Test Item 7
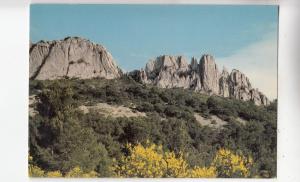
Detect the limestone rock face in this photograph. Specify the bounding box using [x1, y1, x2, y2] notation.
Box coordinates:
[143, 55, 198, 89]
[228, 69, 252, 101]
[30, 37, 271, 105]
[130, 54, 270, 106]
[219, 67, 230, 97]
[250, 89, 270, 106]
[199, 55, 219, 94]
[30, 37, 121, 80]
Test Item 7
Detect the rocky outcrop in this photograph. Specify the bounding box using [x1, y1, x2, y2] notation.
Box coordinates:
[199, 55, 219, 94]
[219, 67, 230, 97]
[30, 37, 121, 80]
[130, 54, 270, 106]
[131, 55, 203, 91]
[29, 37, 270, 105]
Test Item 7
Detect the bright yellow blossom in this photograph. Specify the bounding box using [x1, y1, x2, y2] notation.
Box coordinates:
[46, 171, 63, 177]
[213, 148, 253, 177]
[65, 166, 98, 178]
[112, 142, 217, 178]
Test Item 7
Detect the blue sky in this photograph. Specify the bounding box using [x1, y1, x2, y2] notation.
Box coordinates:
[30, 4, 278, 99]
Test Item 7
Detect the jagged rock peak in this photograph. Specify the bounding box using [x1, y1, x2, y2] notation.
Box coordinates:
[129, 54, 270, 106]
[146, 55, 188, 70]
[199, 54, 219, 94]
[29, 36, 122, 80]
[222, 66, 229, 74]
[144, 55, 189, 80]
[229, 69, 252, 88]
[219, 67, 230, 97]
[190, 57, 198, 70]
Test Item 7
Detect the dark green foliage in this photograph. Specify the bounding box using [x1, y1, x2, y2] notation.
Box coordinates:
[29, 77, 277, 177]
[29, 81, 112, 176]
[36, 81, 76, 118]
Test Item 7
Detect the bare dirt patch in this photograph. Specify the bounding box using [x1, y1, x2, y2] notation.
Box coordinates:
[236, 117, 247, 125]
[78, 103, 146, 118]
[194, 113, 227, 129]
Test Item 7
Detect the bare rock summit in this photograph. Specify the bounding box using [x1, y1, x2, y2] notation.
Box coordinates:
[29, 37, 270, 106]
[30, 37, 121, 80]
[129, 54, 270, 106]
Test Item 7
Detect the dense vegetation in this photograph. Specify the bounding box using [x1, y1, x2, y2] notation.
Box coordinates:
[29, 76, 277, 178]
[29, 143, 252, 178]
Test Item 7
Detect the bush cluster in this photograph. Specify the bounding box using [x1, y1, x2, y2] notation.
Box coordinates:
[29, 77, 277, 177]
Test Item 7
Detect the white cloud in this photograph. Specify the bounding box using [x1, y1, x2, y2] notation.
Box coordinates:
[216, 32, 278, 100]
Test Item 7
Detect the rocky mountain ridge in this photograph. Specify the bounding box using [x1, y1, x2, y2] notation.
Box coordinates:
[30, 37, 121, 80]
[29, 37, 270, 105]
[129, 55, 270, 106]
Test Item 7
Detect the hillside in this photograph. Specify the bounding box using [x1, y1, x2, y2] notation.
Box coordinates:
[29, 76, 277, 177]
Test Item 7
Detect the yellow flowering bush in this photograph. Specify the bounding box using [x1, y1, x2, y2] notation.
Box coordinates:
[213, 148, 253, 177]
[112, 142, 216, 178]
[28, 155, 45, 177]
[29, 165, 45, 177]
[29, 165, 99, 178]
[189, 166, 217, 178]
[164, 152, 189, 177]
[29, 145, 253, 178]
[112, 143, 166, 177]
[29, 156, 98, 178]
[65, 166, 98, 178]
[46, 171, 63, 177]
